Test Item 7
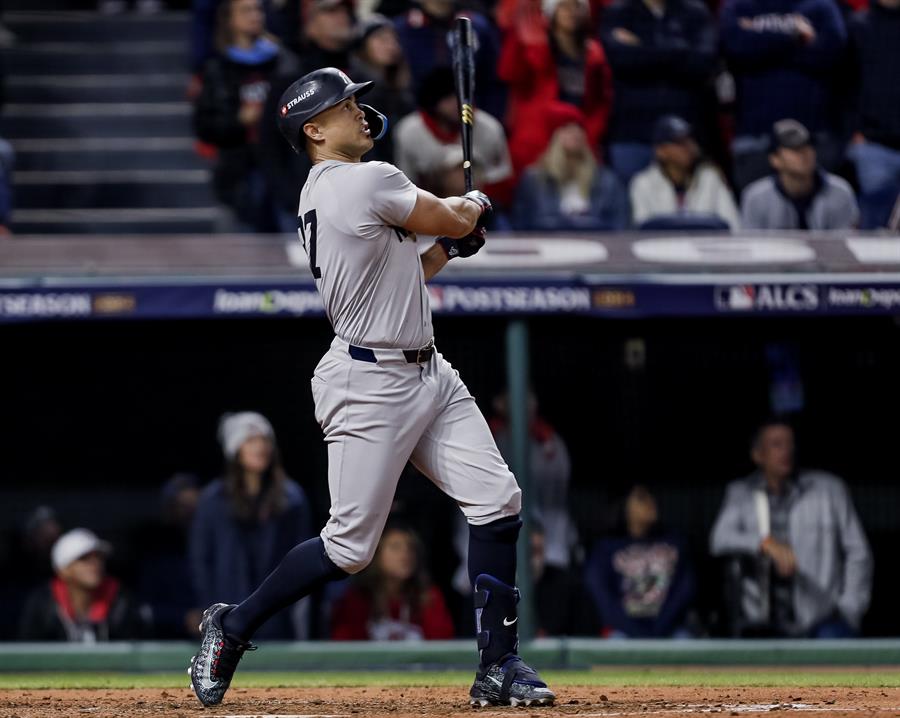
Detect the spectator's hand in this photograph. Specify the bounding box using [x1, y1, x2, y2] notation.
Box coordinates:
[851, 132, 866, 146]
[761, 536, 797, 578]
[513, 0, 547, 47]
[793, 15, 817, 45]
[238, 102, 263, 127]
[612, 28, 641, 46]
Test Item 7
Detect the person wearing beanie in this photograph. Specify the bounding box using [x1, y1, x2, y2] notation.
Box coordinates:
[18, 528, 145, 641]
[498, 0, 613, 177]
[189, 412, 313, 639]
[511, 102, 628, 230]
[629, 115, 740, 229]
[600, 0, 717, 185]
[393, 67, 515, 208]
[349, 14, 416, 163]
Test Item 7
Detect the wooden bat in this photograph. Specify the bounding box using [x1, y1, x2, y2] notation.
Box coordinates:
[450, 16, 476, 193]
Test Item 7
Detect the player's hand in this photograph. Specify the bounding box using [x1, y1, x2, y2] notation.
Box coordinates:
[463, 190, 492, 217]
[437, 226, 486, 260]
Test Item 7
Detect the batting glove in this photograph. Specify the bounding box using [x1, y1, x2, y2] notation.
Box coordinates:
[463, 190, 492, 217]
[437, 226, 486, 260]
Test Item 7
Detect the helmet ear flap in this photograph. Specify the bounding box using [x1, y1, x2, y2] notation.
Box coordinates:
[361, 104, 388, 141]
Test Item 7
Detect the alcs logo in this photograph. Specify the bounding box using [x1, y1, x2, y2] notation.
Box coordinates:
[715, 285, 819, 312]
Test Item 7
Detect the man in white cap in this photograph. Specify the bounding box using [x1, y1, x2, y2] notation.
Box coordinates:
[18, 528, 143, 642]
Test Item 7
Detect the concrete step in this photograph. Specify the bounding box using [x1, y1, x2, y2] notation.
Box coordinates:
[14, 169, 215, 209]
[2, 10, 189, 43]
[12, 137, 203, 171]
[0, 102, 192, 138]
[11, 207, 225, 234]
[6, 73, 190, 103]
[6, 41, 187, 74]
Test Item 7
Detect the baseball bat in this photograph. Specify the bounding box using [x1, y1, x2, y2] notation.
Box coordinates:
[450, 16, 476, 193]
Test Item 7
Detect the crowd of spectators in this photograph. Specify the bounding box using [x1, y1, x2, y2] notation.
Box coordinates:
[4, 407, 874, 642]
[189, 0, 900, 234]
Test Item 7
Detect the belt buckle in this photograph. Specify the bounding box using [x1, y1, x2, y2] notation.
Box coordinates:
[417, 339, 434, 363]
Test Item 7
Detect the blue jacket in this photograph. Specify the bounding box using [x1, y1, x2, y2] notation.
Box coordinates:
[601, 0, 718, 145]
[849, 5, 900, 148]
[584, 531, 695, 638]
[512, 166, 629, 231]
[721, 0, 847, 136]
[189, 478, 311, 639]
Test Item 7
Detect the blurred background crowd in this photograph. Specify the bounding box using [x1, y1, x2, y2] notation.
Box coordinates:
[0, 405, 875, 643]
[0, 0, 897, 646]
[0, 0, 899, 235]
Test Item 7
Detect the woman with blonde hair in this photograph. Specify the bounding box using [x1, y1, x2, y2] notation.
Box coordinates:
[512, 104, 628, 231]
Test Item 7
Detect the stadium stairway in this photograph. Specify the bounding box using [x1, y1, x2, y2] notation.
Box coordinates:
[1, 9, 227, 234]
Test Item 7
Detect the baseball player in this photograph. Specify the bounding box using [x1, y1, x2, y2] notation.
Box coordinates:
[189, 67, 555, 709]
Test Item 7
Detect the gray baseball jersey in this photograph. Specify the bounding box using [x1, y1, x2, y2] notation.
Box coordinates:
[298, 160, 433, 349]
[297, 158, 521, 575]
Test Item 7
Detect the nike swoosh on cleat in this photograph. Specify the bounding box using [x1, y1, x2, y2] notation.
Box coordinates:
[503, 617, 518, 626]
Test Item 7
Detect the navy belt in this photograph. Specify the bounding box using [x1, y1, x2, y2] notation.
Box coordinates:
[348, 344, 434, 364]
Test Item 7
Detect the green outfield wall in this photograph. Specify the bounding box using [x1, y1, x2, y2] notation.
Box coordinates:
[2, 639, 900, 673]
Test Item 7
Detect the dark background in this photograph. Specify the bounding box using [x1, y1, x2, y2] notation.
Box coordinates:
[2, 313, 899, 635]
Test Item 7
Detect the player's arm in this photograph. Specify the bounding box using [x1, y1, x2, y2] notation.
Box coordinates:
[403, 188, 482, 238]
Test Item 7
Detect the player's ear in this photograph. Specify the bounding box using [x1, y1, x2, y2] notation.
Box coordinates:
[303, 121, 324, 143]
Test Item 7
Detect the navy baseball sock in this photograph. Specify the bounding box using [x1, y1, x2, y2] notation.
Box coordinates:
[467, 514, 522, 588]
[223, 536, 346, 642]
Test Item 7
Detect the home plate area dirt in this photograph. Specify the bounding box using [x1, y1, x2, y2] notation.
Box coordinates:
[3, 686, 900, 718]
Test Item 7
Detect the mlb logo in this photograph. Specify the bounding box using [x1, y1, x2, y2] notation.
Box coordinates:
[715, 285, 755, 310]
[337, 70, 351, 85]
[281, 105, 288, 116]
[428, 286, 444, 311]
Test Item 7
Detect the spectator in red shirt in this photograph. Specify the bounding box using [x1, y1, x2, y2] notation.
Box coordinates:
[498, 0, 613, 177]
[331, 524, 455, 640]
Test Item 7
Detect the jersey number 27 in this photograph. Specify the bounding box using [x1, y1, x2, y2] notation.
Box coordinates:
[298, 209, 322, 279]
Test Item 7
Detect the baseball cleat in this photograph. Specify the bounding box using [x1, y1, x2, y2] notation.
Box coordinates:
[469, 655, 555, 707]
[188, 603, 256, 706]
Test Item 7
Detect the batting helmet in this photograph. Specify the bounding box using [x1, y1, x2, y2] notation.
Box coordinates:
[276, 67, 388, 154]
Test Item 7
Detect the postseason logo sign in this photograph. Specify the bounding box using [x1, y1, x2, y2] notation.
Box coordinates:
[714, 284, 819, 312]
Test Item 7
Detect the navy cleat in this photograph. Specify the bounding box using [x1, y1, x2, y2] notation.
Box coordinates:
[188, 603, 256, 707]
[470, 654, 556, 707]
[469, 574, 555, 707]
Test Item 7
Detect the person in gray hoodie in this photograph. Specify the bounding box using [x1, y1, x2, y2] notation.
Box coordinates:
[710, 418, 872, 638]
[741, 119, 859, 230]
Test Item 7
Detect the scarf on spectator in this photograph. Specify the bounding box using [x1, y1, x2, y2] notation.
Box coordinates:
[51, 576, 120, 624]
[225, 37, 279, 66]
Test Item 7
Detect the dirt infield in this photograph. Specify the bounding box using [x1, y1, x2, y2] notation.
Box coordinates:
[3, 685, 900, 718]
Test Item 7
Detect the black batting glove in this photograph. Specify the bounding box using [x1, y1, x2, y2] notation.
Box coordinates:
[437, 226, 486, 260]
[462, 190, 492, 222]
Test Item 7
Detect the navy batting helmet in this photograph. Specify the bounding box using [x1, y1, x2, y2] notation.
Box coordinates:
[276, 67, 388, 154]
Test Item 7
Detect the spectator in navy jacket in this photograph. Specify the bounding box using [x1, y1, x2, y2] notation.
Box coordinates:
[847, 0, 900, 229]
[190, 412, 312, 639]
[720, 0, 847, 193]
[394, 0, 505, 120]
[512, 103, 629, 231]
[600, 0, 718, 185]
[193, 0, 299, 231]
[584, 486, 695, 638]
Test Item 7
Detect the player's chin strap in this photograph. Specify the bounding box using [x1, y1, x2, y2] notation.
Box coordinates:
[474, 573, 520, 667]
[361, 104, 388, 141]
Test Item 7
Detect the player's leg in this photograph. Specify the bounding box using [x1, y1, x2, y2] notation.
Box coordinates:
[189, 355, 428, 706]
[410, 352, 555, 707]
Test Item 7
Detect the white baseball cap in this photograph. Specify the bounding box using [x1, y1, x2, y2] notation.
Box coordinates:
[51, 528, 111, 572]
[218, 411, 275, 460]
